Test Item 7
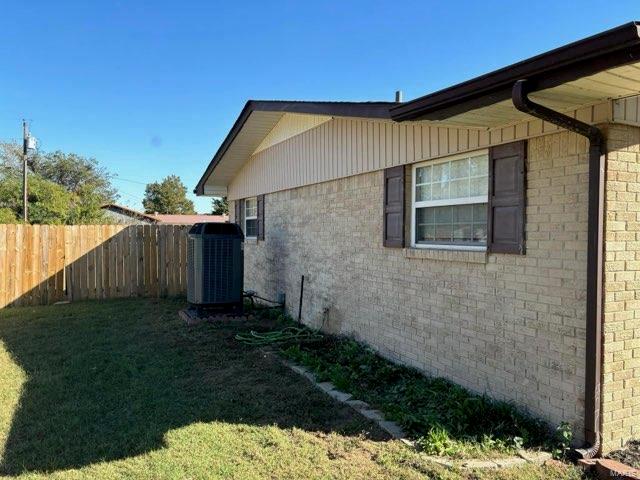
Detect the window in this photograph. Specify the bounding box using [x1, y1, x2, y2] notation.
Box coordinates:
[412, 151, 488, 249]
[244, 197, 258, 238]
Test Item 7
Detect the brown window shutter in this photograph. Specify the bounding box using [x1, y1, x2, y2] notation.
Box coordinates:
[257, 194, 265, 240]
[487, 140, 526, 254]
[383, 165, 405, 248]
[235, 199, 243, 226]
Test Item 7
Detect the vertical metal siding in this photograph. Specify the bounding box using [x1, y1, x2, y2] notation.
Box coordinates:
[228, 100, 612, 200]
[253, 113, 331, 154]
[613, 94, 640, 125]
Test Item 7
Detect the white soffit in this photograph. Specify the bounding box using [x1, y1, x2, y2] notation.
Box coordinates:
[203, 110, 283, 193]
[203, 111, 332, 194]
[438, 62, 640, 128]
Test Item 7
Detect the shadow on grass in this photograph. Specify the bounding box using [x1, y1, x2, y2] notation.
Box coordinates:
[0, 298, 386, 476]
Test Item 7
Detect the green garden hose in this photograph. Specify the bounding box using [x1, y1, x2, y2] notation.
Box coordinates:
[235, 326, 323, 346]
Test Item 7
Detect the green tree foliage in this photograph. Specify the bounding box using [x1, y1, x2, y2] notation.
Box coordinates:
[0, 141, 117, 224]
[34, 151, 117, 201]
[0, 173, 72, 224]
[0, 207, 16, 223]
[211, 196, 228, 215]
[143, 175, 195, 215]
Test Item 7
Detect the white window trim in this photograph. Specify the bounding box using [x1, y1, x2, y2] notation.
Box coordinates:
[244, 197, 257, 239]
[411, 150, 489, 251]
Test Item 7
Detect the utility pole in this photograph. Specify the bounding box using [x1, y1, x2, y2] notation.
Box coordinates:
[22, 120, 28, 223]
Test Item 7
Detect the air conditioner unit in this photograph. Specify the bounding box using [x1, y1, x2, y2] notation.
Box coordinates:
[187, 222, 244, 314]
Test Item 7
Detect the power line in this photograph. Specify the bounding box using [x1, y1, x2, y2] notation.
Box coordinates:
[117, 191, 144, 203]
[110, 175, 148, 186]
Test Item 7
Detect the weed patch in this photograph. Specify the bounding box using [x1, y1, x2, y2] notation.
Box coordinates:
[281, 335, 557, 459]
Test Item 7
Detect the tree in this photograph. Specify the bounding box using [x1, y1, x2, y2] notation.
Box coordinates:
[0, 142, 23, 172]
[0, 141, 117, 224]
[35, 151, 117, 223]
[34, 151, 117, 201]
[0, 207, 16, 223]
[211, 196, 228, 215]
[143, 175, 195, 214]
[0, 172, 73, 224]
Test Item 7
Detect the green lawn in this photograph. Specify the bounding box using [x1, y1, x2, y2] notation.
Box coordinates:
[0, 298, 584, 479]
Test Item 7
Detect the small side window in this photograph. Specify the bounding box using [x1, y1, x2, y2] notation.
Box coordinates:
[244, 197, 258, 238]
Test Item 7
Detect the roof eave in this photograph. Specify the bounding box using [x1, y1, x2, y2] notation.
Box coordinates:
[390, 21, 640, 122]
[194, 100, 395, 196]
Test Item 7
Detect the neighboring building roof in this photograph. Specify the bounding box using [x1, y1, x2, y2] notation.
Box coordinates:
[194, 101, 395, 196]
[101, 204, 227, 225]
[102, 204, 156, 223]
[149, 213, 228, 224]
[197, 21, 640, 197]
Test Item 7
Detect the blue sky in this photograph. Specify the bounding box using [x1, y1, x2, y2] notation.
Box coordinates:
[1, 2, 638, 213]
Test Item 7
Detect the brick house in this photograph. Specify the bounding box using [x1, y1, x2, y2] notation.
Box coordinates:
[196, 22, 640, 455]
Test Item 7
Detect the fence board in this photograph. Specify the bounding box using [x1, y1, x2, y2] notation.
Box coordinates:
[123, 227, 132, 297]
[103, 225, 113, 299]
[135, 225, 145, 297]
[86, 226, 96, 300]
[7, 226, 16, 307]
[158, 229, 167, 297]
[39, 226, 48, 305]
[179, 226, 188, 291]
[109, 225, 119, 298]
[167, 225, 176, 295]
[0, 226, 6, 308]
[46, 227, 55, 304]
[72, 225, 82, 301]
[150, 225, 159, 298]
[0, 224, 191, 307]
[114, 225, 124, 297]
[23, 225, 33, 306]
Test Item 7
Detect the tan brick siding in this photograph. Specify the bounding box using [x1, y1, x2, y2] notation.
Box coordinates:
[601, 124, 640, 452]
[230, 129, 592, 442]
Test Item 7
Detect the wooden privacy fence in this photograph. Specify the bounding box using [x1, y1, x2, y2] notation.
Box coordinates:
[0, 224, 191, 308]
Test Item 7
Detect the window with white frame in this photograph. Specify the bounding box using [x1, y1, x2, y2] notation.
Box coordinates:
[412, 151, 488, 248]
[244, 197, 258, 238]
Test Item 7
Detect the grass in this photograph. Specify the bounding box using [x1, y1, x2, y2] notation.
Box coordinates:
[0, 298, 585, 479]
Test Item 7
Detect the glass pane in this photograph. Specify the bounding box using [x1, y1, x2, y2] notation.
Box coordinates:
[416, 207, 434, 225]
[470, 155, 488, 176]
[434, 206, 451, 223]
[431, 182, 448, 200]
[453, 224, 472, 240]
[473, 204, 487, 223]
[245, 198, 257, 217]
[245, 218, 258, 237]
[416, 184, 431, 202]
[450, 179, 469, 199]
[450, 158, 469, 179]
[473, 224, 487, 242]
[470, 177, 487, 196]
[432, 163, 449, 183]
[453, 204, 473, 223]
[435, 224, 452, 242]
[416, 224, 435, 242]
[416, 166, 430, 184]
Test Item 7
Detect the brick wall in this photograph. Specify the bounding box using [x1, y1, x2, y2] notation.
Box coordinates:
[601, 124, 640, 451]
[231, 130, 592, 443]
